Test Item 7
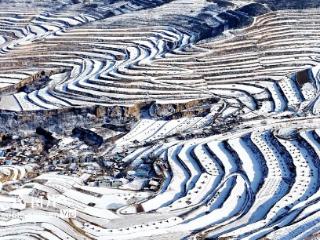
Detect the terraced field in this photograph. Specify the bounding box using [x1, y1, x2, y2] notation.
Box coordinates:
[0, 0, 320, 239]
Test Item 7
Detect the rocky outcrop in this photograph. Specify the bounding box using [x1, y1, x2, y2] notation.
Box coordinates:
[0, 69, 66, 96]
[72, 127, 103, 147]
[0, 98, 219, 134]
[150, 98, 218, 119]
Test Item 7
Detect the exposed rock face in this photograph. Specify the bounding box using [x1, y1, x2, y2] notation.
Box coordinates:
[151, 98, 218, 119]
[0, 98, 219, 134]
[0, 69, 65, 96]
[35, 127, 58, 151]
[72, 127, 103, 147]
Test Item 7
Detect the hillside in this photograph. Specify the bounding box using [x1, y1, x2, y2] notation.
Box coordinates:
[0, 1, 319, 239]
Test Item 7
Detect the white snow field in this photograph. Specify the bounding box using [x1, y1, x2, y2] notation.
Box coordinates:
[1, 122, 320, 239]
[0, 0, 320, 240]
[1, 4, 320, 111]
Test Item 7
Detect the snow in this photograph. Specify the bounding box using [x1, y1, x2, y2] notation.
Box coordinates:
[228, 137, 263, 193]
